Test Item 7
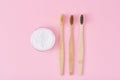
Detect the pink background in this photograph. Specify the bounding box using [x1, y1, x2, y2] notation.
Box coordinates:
[0, 0, 120, 80]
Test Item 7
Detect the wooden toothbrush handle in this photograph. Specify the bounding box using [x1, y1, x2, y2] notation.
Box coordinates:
[78, 25, 84, 75]
[59, 26, 64, 75]
[69, 26, 74, 75]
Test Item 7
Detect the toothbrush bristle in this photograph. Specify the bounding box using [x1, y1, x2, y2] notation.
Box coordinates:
[70, 15, 74, 25]
[80, 14, 84, 25]
[60, 14, 64, 25]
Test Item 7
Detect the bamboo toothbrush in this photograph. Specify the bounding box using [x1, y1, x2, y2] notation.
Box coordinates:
[59, 15, 64, 75]
[69, 15, 74, 75]
[78, 14, 84, 75]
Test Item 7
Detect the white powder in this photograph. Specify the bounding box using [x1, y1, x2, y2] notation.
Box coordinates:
[30, 28, 55, 51]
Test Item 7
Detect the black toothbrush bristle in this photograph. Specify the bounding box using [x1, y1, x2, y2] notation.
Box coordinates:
[80, 14, 84, 25]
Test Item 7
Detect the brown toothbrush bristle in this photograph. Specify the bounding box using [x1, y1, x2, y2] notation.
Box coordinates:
[70, 15, 74, 25]
[60, 15, 64, 25]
